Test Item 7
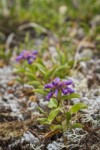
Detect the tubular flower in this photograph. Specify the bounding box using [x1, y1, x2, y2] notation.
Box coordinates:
[44, 78, 75, 100]
[16, 50, 38, 64]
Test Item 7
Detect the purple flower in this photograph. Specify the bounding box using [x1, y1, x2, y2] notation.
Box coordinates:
[16, 50, 38, 64]
[45, 78, 75, 100]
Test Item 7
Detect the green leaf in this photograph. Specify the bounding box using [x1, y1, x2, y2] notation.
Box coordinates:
[16, 77, 24, 83]
[62, 93, 80, 100]
[38, 118, 50, 124]
[48, 108, 60, 123]
[71, 123, 83, 129]
[28, 81, 41, 87]
[27, 64, 36, 72]
[34, 88, 48, 95]
[68, 60, 74, 67]
[37, 58, 46, 67]
[15, 67, 26, 73]
[37, 106, 47, 116]
[45, 66, 57, 79]
[70, 103, 88, 113]
[66, 112, 71, 125]
[52, 64, 69, 77]
[62, 120, 66, 130]
[48, 98, 58, 108]
[50, 125, 62, 131]
[35, 63, 46, 75]
[25, 72, 37, 80]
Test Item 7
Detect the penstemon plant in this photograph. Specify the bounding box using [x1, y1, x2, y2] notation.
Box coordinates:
[37, 78, 87, 132]
[15, 50, 87, 133]
[15, 49, 73, 87]
[15, 50, 40, 85]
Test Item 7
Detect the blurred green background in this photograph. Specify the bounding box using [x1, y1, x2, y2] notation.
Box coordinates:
[0, 0, 100, 61]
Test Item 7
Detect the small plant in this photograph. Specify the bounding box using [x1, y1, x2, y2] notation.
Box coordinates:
[16, 50, 38, 64]
[15, 48, 73, 87]
[37, 78, 87, 132]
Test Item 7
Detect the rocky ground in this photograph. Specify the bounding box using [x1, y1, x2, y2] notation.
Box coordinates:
[0, 47, 100, 150]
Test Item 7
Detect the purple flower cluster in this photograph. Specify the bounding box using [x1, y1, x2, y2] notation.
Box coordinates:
[16, 50, 38, 64]
[45, 78, 75, 100]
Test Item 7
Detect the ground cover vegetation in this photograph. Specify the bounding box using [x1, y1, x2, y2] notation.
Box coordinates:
[0, 0, 100, 149]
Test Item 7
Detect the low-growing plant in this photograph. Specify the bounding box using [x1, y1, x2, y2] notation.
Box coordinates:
[36, 78, 87, 132]
[15, 50, 88, 133]
[15, 47, 74, 86]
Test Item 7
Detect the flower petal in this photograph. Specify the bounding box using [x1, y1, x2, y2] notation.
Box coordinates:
[62, 88, 68, 95]
[28, 58, 33, 64]
[67, 87, 75, 94]
[44, 83, 54, 89]
[16, 55, 23, 61]
[52, 77, 60, 86]
[53, 89, 58, 97]
[63, 79, 73, 85]
[32, 51, 38, 55]
[31, 55, 36, 59]
[46, 91, 53, 100]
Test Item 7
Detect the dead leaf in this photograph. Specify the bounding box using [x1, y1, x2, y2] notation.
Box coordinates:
[7, 80, 16, 86]
[0, 61, 6, 67]
[43, 130, 60, 139]
[29, 95, 37, 102]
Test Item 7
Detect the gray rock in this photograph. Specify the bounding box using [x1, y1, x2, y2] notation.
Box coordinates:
[91, 15, 100, 26]
[47, 141, 65, 150]
[28, 101, 38, 111]
[39, 98, 48, 107]
[22, 131, 40, 145]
